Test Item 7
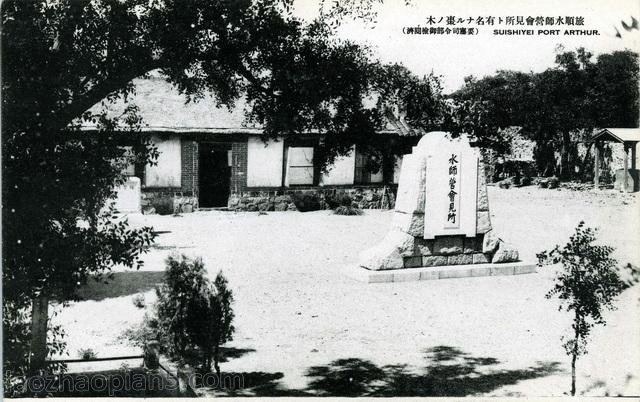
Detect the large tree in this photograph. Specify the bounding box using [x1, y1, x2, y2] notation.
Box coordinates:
[2, 0, 449, 381]
[523, 48, 600, 178]
[592, 50, 639, 128]
[453, 47, 638, 179]
[451, 70, 531, 154]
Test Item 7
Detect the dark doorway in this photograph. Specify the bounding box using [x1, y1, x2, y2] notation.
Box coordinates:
[199, 143, 232, 207]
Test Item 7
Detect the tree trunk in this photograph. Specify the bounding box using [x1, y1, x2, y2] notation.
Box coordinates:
[29, 295, 49, 374]
[203, 355, 211, 374]
[559, 131, 572, 180]
[213, 344, 221, 377]
[571, 345, 577, 396]
[571, 314, 580, 396]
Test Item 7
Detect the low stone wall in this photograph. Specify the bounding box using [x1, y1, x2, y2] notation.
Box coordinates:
[141, 185, 396, 213]
[228, 186, 397, 212]
[228, 194, 296, 211]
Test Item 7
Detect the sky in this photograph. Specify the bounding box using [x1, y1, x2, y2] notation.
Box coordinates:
[294, 0, 640, 93]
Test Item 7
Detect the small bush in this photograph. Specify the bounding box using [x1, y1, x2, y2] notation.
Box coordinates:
[151, 255, 235, 374]
[334, 205, 363, 216]
[78, 348, 97, 360]
[152, 198, 174, 215]
[292, 193, 322, 212]
[498, 179, 511, 189]
[547, 176, 559, 189]
[323, 193, 339, 209]
[501, 160, 537, 178]
[325, 193, 353, 209]
[520, 176, 532, 186]
[132, 294, 145, 309]
[538, 180, 549, 188]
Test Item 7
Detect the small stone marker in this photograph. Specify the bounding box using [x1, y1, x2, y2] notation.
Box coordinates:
[359, 132, 524, 276]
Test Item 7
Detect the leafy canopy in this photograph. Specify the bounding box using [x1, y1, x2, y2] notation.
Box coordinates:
[452, 48, 639, 178]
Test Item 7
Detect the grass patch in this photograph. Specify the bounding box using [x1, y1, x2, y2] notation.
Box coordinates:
[333, 205, 363, 216]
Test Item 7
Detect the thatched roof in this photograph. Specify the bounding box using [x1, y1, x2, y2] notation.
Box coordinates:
[81, 73, 401, 135]
[82, 74, 258, 133]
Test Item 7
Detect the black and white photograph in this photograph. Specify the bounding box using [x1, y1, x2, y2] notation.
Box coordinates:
[2, 0, 639, 398]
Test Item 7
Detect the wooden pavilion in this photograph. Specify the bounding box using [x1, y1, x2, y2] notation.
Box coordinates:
[591, 128, 640, 192]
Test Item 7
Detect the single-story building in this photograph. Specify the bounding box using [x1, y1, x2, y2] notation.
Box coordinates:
[85, 74, 419, 213]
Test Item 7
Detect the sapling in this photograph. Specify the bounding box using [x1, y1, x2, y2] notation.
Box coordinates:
[537, 221, 634, 396]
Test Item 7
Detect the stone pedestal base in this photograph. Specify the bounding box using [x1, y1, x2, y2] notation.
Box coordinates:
[614, 168, 639, 192]
[343, 262, 536, 283]
[358, 230, 519, 271]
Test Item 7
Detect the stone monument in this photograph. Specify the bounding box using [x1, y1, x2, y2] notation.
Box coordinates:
[354, 132, 534, 282]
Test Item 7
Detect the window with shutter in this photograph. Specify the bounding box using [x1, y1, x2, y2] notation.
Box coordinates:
[286, 146, 314, 185]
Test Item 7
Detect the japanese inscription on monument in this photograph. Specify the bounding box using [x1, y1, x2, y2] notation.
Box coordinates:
[446, 153, 461, 228]
[423, 135, 478, 239]
[358, 131, 523, 275]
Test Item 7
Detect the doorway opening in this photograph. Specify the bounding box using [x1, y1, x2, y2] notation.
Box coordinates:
[199, 142, 232, 208]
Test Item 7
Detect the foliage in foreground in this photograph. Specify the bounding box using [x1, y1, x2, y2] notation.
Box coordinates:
[333, 205, 363, 215]
[125, 255, 235, 375]
[537, 221, 637, 396]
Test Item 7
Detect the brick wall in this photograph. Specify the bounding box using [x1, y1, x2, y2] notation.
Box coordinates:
[181, 140, 199, 195]
[230, 141, 248, 194]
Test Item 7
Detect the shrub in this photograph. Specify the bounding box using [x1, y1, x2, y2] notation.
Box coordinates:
[501, 160, 537, 178]
[78, 348, 97, 360]
[292, 193, 322, 212]
[325, 193, 353, 209]
[323, 193, 339, 209]
[148, 255, 235, 374]
[334, 205, 363, 216]
[547, 176, 559, 189]
[498, 179, 511, 189]
[132, 294, 146, 309]
[152, 198, 174, 215]
[538, 179, 549, 188]
[520, 176, 532, 186]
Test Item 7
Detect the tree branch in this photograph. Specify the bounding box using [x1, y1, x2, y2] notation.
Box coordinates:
[50, 59, 164, 133]
[232, 59, 274, 99]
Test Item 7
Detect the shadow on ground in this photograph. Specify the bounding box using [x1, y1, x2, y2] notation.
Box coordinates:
[76, 271, 165, 301]
[220, 347, 257, 362]
[206, 345, 562, 397]
[19, 368, 180, 398]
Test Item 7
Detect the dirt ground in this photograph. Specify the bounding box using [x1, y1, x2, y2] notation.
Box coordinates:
[54, 186, 640, 397]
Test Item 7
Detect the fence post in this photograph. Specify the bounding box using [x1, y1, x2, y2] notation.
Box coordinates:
[143, 341, 160, 370]
[177, 366, 197, 396]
